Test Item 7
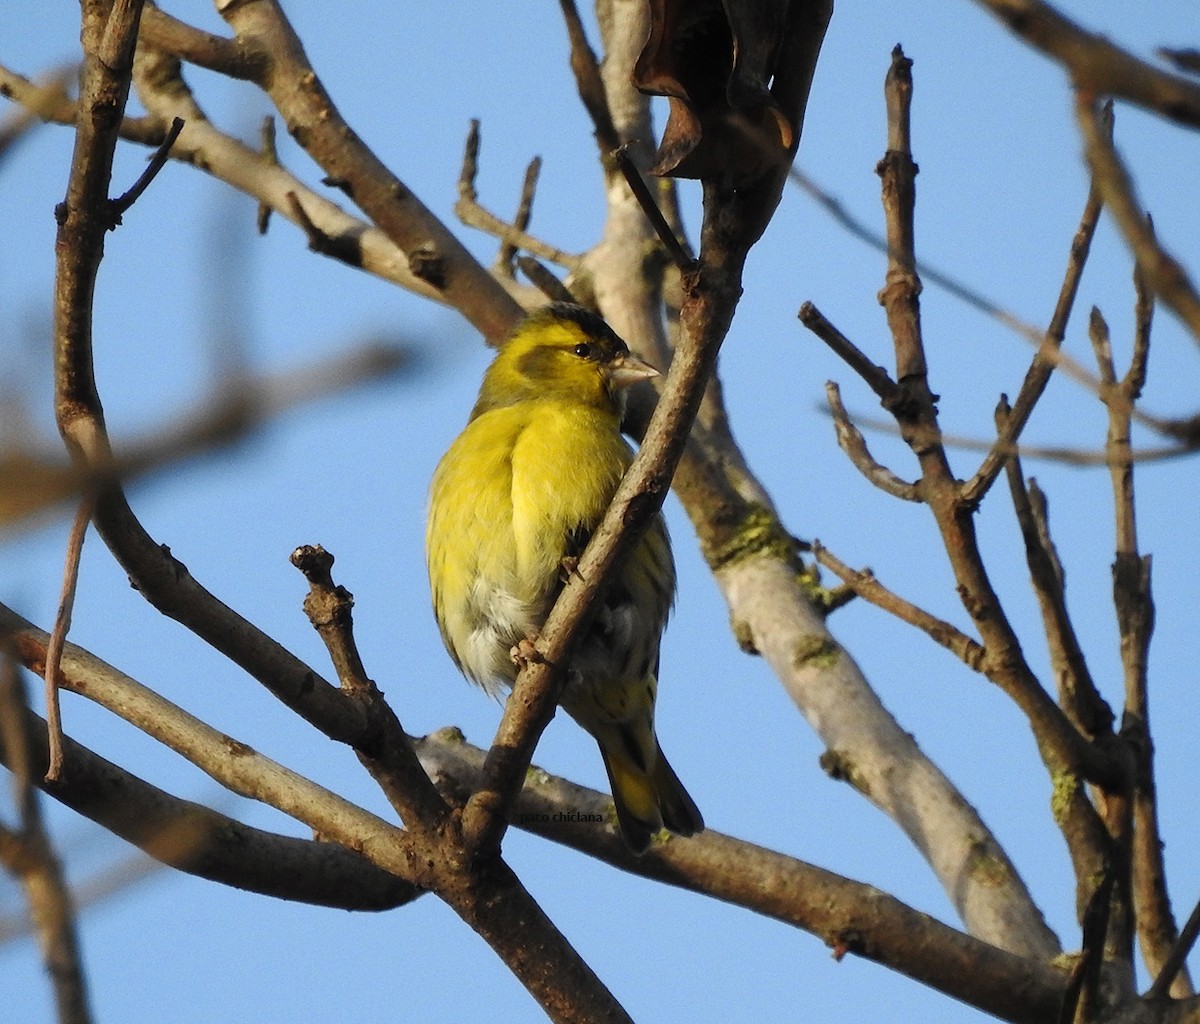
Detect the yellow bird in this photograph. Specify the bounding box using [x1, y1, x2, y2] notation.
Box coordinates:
[426, 303, 703, 853]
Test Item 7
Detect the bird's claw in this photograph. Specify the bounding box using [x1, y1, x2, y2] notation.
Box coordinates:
[510, 635, 544, 670]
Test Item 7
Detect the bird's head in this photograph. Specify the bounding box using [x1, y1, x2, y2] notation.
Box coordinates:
[473, 303, 659, 417]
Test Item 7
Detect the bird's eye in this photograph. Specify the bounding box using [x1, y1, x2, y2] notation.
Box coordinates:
[573, 342, 593, 359]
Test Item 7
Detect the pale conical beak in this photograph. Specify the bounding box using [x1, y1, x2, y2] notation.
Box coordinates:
[607, 351, 660, 390]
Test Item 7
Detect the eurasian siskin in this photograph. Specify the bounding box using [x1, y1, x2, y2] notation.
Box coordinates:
[425, 302, 703, 853]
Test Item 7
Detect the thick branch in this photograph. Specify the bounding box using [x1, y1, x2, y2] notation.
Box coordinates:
[129, 47, 445, 300]
[3, 606, 632, 1024]
[417, 731, 1068, 1024]
[1, 604, 426, 882]
[0, 692, 419, 909]
[51, 0, 378, 753]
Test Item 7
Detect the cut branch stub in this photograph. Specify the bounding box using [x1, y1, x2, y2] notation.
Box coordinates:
[633, 0, 829, 187]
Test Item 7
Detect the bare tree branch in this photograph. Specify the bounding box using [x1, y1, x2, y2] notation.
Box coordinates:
[3, 603, 632, 1024]
[970, 0, 1200, 128]
[612, 146, 694, 272]
[0, 653, 420, 910]
[593, 7, 1061, 959]
[211, 0, 523, 343]
[42, 494, 93, 782]
[418, 732, 1070, 1024]
[832, 410, 1199, 469]
[812, 543, 985, 668]
[557, 0, 621, 157]
[869, 47, 1117, 793]
[13, 3, 1196, 1020]
[290, 545, 448, 834]
[962, 138, 1105, 504]
[454, 120, 582, 273]
[2, 338, 410, 534]
[823, 381, 921, 500]
[1091, 278, 1185, 994]
[1075, 95, 1200, 346]
[2, 604, 426, 879]
[51, 14, 380, 752]
[1148, 897, 1200, 1002]
[799, 301, 901, 404]
[791, 154, 1196, 444]
[496, 155, 543, 275]
[0, 654, 93, 1024]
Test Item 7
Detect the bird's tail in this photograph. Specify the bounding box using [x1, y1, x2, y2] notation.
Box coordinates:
[598, 733, 704, 855]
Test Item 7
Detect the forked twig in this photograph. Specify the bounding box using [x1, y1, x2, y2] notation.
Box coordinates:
[455, 120, 579, 269]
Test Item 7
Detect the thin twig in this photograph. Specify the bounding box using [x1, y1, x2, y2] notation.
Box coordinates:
[496, 156, 542, 275]
[1128, 225, 1154, 398]
[611, 146, 695, 273]
[962, 126, 1106, 504]
[455, 121, 580, 269]
[43, 492, 94, 782]
[107, 115, 183, 224]
[792, 158, 1188, 441]
[517, 256, 577, 304]
[1003, 463, 1111, 738]
[1000, 428, 1116, 919]
[1075, 94, 1200, 347]
[875, 46, 938, 447]
[799, 302, 900, 404]
[1094, 266, 1182, 993]
[1148, 896, 1200, 1000]
[812, 543, 984, 669]
[790, 162, 1058, 346]
[830, 409, 1196, 468]
[824, 382, 919, 501]
[557, 0, 620, 155]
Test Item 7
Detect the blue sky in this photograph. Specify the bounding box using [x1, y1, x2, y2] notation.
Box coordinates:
[3, 2, 1199, 1022]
